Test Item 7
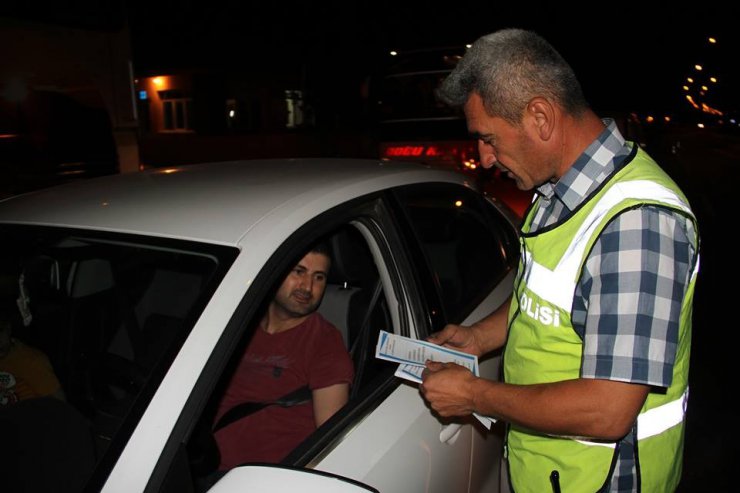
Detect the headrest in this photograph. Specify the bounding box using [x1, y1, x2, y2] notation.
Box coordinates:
[68, 259, 115, 298]
[327, 227, 376, 286]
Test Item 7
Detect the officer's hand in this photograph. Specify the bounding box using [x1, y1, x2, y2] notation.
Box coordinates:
[426, 324, 483, 356]
[420, 361, 476, 417]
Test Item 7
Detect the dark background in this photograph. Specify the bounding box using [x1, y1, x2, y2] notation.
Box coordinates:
[2, 2, 738, 490]
[124, 1, 739, 116]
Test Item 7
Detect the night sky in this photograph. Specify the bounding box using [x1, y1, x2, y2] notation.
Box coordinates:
[125, 1, 738, 115]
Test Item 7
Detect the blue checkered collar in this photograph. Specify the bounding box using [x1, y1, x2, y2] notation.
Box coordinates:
[535, 118, 629, 211]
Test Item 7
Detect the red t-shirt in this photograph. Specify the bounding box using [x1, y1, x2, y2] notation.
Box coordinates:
[214, 312, 354, 468]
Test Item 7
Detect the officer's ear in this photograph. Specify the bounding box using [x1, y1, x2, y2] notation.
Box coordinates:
[525, 97, 555, 142]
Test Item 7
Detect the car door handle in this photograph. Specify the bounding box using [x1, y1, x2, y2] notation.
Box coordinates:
[439, 423, 463, 444]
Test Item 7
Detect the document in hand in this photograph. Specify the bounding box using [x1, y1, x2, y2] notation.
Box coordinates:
[375, 330, 495, 429]
[375, 329, 479, 382]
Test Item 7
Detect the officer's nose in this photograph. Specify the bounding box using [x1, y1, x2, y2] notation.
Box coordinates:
[478, 140, 498, 169]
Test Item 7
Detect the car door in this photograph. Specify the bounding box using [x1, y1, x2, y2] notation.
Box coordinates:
[306, 183, 519, 493]
[388, 183, 519, 492]
[194, 197, 478, 493]
[306, 219, 476, 493]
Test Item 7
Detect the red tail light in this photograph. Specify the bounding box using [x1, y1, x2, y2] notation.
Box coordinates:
[383, 145, 425, 157]
[380, 141, 479, 171]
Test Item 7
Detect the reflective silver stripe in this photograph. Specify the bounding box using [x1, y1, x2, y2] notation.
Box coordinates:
[526, 180, 693, 310]
[574, 438, 616, 449]
[524, 253, 573, 311]
[575, 388, 689, 447]
[557, 180, 692, 285]
[637, 387, 689, 440]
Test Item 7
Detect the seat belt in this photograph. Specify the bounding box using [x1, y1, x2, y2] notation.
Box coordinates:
[212, 385, 311, 433]
[349, 279, 383, 399]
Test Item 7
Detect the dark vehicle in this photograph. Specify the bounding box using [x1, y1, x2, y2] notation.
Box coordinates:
[370, 48, 473, 170]
[0, 90, 119, 199]
[368, 47, 532, 217]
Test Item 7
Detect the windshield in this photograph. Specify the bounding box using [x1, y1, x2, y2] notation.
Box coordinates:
[376, 71, 459, 122]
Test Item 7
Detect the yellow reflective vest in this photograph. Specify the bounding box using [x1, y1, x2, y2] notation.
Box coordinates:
[505, 145, 699, 492]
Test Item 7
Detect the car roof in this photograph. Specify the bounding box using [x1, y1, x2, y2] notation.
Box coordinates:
[0, 158, 470, 245]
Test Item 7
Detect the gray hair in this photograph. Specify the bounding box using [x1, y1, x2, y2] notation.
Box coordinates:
[436, 28, 588, 124]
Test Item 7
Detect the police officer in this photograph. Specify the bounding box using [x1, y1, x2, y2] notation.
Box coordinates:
[420, 28, 699, 492]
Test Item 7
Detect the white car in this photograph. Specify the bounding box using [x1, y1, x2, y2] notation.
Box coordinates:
[0, 158, 520, 493]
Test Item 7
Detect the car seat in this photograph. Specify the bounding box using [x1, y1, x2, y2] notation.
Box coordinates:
[318, 227, 379, 349]
[317, 226, 390, 397]
[61, 257, 144, 452]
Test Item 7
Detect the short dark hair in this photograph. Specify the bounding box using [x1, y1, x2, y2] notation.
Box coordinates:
[309, 238, 331, 259]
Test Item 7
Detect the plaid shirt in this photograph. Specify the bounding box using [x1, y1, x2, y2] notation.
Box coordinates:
[528, 119, 698, 492]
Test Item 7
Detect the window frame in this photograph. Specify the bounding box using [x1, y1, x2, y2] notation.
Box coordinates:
[161, 97, 193, 133]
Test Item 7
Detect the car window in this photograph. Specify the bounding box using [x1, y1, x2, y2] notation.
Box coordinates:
[182, 221, 398, 488]
[393, 183, 518, 326]
[0, 224, 235, 491]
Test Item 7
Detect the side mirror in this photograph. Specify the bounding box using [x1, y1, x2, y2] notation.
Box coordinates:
[208, 464, 379, 493]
